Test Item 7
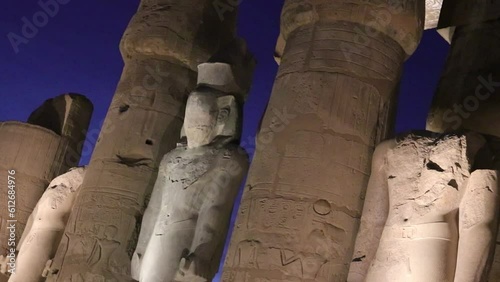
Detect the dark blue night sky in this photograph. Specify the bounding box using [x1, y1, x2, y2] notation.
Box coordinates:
[0, 1, 450, 280]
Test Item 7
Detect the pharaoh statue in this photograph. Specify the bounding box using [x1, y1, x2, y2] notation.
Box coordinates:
[131, 39, 255, 282]
[7, 167, 85, 282]
[348, 131, 500, 282]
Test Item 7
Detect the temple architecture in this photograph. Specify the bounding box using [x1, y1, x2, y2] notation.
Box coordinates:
[3, 0, 500, 281]
[222, 0, 424, 280]
[43, 0, 238, 281]
[0, 94, 92, 282]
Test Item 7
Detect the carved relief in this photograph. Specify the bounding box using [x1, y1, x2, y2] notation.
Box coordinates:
[223, 1, 424, 280]
[46, 188, 137, 281]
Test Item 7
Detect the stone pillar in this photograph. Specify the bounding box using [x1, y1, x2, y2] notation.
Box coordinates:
[222, 1, 424, 281]
[427, 24, 500, 138]
[28, 93, 94, 170]
[426, 4, 500, 280]
[0, 94, 93, 281]
[45, 1, 237, 281]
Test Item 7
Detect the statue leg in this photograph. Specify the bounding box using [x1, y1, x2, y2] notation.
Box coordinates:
[139, 223, 195, 282]
[9, 230, 59, 282]
[183, 203, 232, 280]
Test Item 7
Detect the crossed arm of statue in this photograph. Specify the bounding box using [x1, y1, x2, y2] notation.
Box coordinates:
[455, 170, 499, 281]
[347, 140, 394, 282]
[131, 169, 165, 279]
[348, 133, 499, 282]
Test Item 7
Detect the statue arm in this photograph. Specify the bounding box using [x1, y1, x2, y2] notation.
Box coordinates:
[131, 159, 167, 279]
[455, 170, 500, 282]
[347, 139, 394, 282]
[135, 178, 163, 253]
[17, 202, 38, 251]
[190, 147, 249, 275]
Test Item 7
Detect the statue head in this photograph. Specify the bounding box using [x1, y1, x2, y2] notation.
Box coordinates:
[182, 91, 239, 148]
[197, 38, 256, 101]
[181, 38, 252, 148]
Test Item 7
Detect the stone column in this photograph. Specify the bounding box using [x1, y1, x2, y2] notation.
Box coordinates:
[45, 1, 237, 281]
[27, 93, 94, 171]
[222, 1, 423, 281]
[0, 94, 92, 281]
[426, 4, 500, 280]
[427, 24, 500, 137]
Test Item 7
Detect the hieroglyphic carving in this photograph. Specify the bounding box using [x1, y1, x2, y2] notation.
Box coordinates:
[228, 197, 350, 281]
[45, 187, 136, 281]
[223, 0, 424, 280]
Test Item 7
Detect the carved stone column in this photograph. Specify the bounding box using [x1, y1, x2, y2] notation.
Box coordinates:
[0, 94, 92, 282]
[222, 1, 424, 281]
[426, 3, 500, 279]
[45, 1, 237, 281]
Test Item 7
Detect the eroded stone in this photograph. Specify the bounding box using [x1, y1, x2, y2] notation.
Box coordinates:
[349, 131, 499, 281]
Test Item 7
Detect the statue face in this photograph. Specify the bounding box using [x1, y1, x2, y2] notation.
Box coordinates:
[184, 93, 218, 148]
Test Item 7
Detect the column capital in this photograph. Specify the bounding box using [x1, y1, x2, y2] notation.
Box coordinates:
[120, 0, 237, 71]
[279, 0, 424, 56]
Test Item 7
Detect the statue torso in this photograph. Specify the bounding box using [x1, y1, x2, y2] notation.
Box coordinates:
[154, 143, 245, 234]
[385, 134, 469, 226]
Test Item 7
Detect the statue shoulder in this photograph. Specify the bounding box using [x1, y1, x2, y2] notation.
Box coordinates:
[220, 143, 248, 161]
[216, 144, 249, 174]
[371, 139, 396, 169]
[160, 147, 187, 165]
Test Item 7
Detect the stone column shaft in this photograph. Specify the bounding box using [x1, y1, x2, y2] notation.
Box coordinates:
[0, 123, 68, 253]
[222, 1, 423, 281]
[46, 1, 237, 281]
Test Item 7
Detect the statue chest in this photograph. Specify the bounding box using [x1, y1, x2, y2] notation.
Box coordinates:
[386, 137, 469, 217]
[163, 147, 222, 191]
